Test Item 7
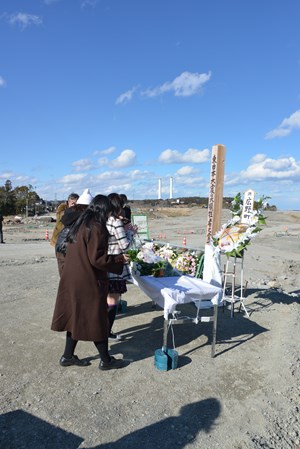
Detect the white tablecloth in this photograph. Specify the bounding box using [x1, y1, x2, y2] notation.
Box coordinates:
[130, 273, 223, 319]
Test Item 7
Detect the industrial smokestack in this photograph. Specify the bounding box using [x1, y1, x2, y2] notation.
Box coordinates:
[170, 177, 173, 199]
[158, 178, 162, 199]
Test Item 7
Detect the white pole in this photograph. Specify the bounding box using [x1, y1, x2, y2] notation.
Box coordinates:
[158, 178, 162, 199]
[170, 177, 173, 199]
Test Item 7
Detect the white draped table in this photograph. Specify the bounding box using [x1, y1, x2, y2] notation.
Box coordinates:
[130, 272, 223, 358]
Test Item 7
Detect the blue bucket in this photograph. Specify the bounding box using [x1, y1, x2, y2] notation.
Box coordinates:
[154, 346, 178, 371]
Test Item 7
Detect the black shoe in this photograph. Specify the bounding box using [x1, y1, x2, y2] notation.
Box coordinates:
[99, 356, 126, 371]
[59, 355, 90, 367]
[109, 332, 125, 341]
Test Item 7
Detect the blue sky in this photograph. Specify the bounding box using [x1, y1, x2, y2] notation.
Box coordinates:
[1, 0, 300, 210]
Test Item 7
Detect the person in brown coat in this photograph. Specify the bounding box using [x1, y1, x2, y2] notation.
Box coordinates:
[50, 192, 79, 276]
[55, 188, 93, 276]
[51, 194, 127, 371]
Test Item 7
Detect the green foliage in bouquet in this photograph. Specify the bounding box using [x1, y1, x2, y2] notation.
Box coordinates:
[128, 242, 203, 277]
[212, 192, 269, 258]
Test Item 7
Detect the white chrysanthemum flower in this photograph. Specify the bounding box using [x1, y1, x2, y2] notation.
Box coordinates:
[143, 242, 154, 250]
[232, 215, 240, 224]
[223, 241, 235, 253]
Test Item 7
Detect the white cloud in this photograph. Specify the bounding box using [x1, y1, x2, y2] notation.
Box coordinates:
[250, 153, 266, 163]
[0, 172, 13, 181]
[0, 172, 38, 187]
[94, 169, 144, 183]
[159, 148, 210, 164]
[96, 170, 125, 181]
[176, 166, 197, 176]
[96, 169, 147, 181]
[58, 174, 87, 184]
[142, 71, 211, 98]
[110, 149, 136, 168]
[239, 155, 300, 181]
[116, 87, 138, 105]
[97, 157, 109, 166]
[72, 159, 94, 172]
[265, 110, 300, 139]
[92, 147, 116, 165]
[0, 76, 6, 87]
[180, 176, 206, 187]
[93, 146, 116, 156]
[7, 13, 43, 29]
[15, 175, 38, 184]
[266, 128, 291, 138]
[91, 169, 150, 196]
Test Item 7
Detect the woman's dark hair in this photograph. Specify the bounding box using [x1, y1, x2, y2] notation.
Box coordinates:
[108, 193, 123, 218]
[119, 193, 128, 206]
[67, 194, 112, 243]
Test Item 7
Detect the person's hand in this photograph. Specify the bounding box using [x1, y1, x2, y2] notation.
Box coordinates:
[115, 254, 127, 264]
[125, 223, 138, 234]
[123, 254, 130, 263]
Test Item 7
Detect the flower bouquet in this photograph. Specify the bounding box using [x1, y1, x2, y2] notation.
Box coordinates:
[127, 242, 203, 277]
[154, 243, 203, 276]
[212, 193, 268, 258]
[127, 242, 178, 277]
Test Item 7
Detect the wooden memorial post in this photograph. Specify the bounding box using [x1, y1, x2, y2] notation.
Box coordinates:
[203, 144, 226, 285]
[202, 144, 226, 357]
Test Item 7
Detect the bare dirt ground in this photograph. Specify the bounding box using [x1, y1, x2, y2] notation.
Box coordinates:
[0, 208, 300, 449]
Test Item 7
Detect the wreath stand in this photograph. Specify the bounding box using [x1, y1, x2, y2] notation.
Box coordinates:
[222, 254, 249, 318]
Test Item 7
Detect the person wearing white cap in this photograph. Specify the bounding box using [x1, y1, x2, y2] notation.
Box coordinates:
[77, 188, 93, 205]
[55, 189, 94, 275]
[61, 189, 93, 229]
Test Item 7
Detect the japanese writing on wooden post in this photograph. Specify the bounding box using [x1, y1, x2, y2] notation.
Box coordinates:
[205, 144, 226, 244]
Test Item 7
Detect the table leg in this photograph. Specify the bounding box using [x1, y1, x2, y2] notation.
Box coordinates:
[211, 305, 218, 358]
[163, 319, 169, 348]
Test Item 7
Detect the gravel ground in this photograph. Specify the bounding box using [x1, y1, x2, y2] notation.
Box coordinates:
[0, 209, 300, 448]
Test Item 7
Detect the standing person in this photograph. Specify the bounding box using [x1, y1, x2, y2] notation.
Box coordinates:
[120, 194, 132, 223]
[0, 213, 4, 243]
[106, 193, 137, 341]
[50, 192, 79, 275]
[51, 195, 127, 371]
[61, 189, 93, 228]
[55, 189, 93, 275]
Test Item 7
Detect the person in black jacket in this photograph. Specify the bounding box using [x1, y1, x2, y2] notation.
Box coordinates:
[55, 189, 93, 276]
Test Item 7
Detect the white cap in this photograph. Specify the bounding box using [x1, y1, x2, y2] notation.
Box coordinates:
[77, 188, 93, 205]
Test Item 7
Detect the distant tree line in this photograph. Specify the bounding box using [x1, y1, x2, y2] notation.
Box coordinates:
[0, 180, 277, 216]
[131, 197, 233, 208]
[0, 179, 44, 216]
[130, 196, 277, 210]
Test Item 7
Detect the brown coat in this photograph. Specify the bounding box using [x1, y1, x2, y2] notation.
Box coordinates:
[50, 203, 67, 247]
[51, 220, 123, 341]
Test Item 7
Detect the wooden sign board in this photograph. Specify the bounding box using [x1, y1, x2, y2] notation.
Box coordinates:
[132, 214, 149, 239]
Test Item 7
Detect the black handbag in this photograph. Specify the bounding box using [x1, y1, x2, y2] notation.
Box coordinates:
[55, 227, 70, 256]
